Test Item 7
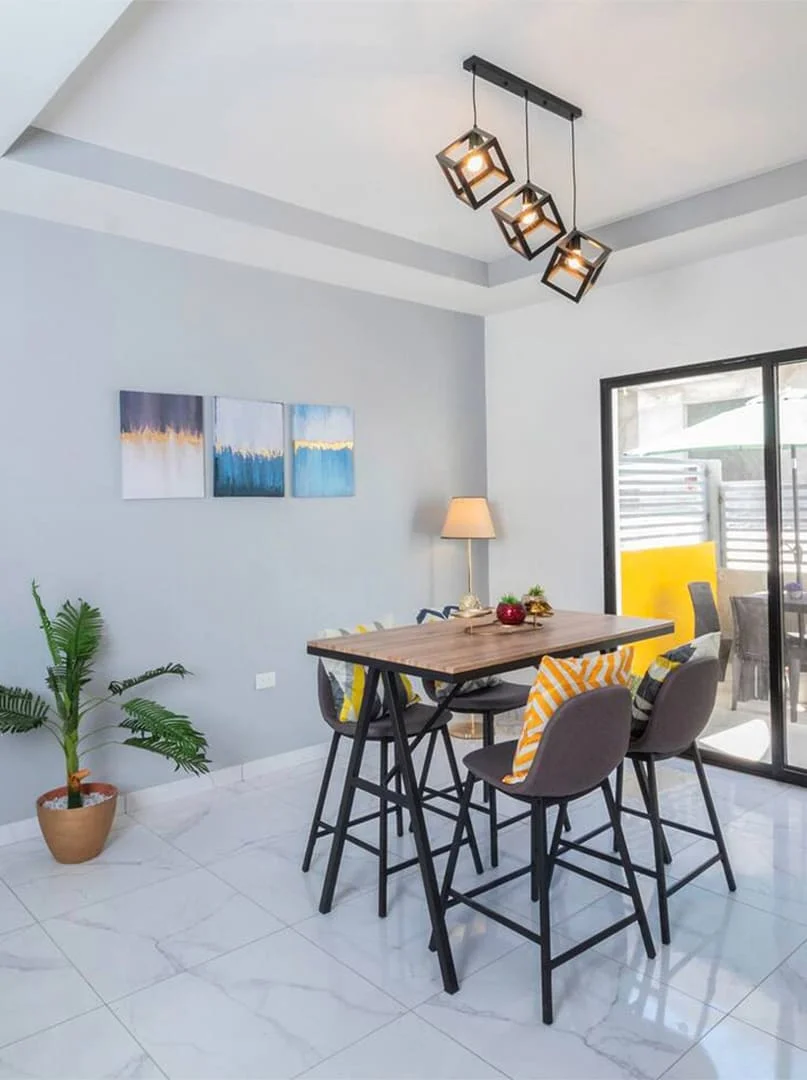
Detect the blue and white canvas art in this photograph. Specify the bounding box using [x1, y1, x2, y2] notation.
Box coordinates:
[291, 404, 355, 497]
[214, 397, 285, 497]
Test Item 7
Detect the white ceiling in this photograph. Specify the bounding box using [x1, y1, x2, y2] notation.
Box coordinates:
[34, 0, 807, 262]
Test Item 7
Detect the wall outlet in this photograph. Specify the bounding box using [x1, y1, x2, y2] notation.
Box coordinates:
[255, 671, 276, 690]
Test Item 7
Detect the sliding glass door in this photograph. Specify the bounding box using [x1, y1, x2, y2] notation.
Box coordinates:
[602, 348, 807, 785]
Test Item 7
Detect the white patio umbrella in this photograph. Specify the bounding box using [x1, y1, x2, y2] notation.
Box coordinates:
[629, 390, 807, 581]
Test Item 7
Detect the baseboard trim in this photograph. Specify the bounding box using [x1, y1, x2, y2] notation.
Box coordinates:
[0, 741, 330, 848]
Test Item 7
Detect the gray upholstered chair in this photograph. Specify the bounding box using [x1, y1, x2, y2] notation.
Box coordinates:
[613, 657, 736, 944]
[437, 685, 655, 1025]
[302, 661, 482, 917]
[688, 580, 730, 679]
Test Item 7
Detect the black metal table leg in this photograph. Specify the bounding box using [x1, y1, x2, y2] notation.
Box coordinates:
[319, 668, 380, 914]
[382, 669, 459, 995]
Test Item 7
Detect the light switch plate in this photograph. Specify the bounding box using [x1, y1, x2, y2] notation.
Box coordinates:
[255, 671, 276, 690]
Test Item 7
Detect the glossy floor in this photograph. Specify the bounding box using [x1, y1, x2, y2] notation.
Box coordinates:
[1, 745, 807, 1078]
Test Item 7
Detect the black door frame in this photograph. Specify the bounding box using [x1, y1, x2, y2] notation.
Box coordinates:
[601, 345, 807, 787]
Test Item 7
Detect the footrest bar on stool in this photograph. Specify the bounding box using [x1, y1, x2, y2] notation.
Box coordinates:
[447, 889, 542, 946]
[666, 853, 721, 895]
[551, 914, 639, 968]
[620, 804, 717, 841]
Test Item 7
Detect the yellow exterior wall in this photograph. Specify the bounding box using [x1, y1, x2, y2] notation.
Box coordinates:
[620, 542, 718, 674]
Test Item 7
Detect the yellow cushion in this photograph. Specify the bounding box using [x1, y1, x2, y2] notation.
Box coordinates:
[503, 648, 634, 785]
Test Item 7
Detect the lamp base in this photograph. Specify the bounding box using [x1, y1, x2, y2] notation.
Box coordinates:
[449, 714, 483, 740]
[458, 592, 483, 612]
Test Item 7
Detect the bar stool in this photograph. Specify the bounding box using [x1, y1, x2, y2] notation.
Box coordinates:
[566, 657, 736, 945]
[302, 661, 483, 917]
[423, 679, 530, 867]
[437, 685, 655, 1024]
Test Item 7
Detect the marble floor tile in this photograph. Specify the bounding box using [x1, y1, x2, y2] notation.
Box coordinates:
[300, 1012, 505, 1078]
[733, 937, 807, 1052]
[0, 1007, 163, 1079]
[557, 877, 807, 1013]
[131, 785, 311, 864]
[206, 827, 378, 925]
[668, 792, 807, 926]
[417, 939, 723, 1080]
[664, 1014, 807, 1079]
[44, 867, 284, 1001]
[0, 823, 195, 920]
[111, 928, 403, 1079]
[0, 924, 100, 1049]
[0, 879, 33, 936]
[296, 877, 520, 1009]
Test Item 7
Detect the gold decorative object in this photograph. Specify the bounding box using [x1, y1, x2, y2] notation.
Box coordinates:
[523, 585, 554, 628]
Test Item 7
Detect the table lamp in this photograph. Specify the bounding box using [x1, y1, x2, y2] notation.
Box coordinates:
[441, 496, 496, 610]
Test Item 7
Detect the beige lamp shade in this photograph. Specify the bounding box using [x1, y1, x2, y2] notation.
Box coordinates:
[441, 497, 496, 540]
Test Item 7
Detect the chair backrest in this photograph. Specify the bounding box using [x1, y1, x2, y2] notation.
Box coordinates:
[730, 595, 768, 662]
[630, 656, 719, 755]
[688, 581, 720, 637]
[517, 686, 632, 799]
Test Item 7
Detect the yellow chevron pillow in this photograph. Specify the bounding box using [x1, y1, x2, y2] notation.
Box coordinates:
[503, 648, 634, 785]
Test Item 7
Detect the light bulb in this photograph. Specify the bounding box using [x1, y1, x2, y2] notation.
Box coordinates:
[565, 251, 583, 271]
[466, 153, 484, 174]
[520, 208, 538, 227]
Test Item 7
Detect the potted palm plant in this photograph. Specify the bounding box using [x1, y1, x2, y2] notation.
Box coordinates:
[0, 582, 209, 863]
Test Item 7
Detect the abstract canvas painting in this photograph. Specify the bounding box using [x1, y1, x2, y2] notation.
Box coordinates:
[291, 404, 355, 497]
[213, 397, 285, 497]
[119, 390, 204, 500]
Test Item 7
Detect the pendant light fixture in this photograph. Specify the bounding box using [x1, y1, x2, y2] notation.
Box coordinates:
[491, 91, 565, 260]
[436, 65, 514, 210]
[541, 118, 611, 303]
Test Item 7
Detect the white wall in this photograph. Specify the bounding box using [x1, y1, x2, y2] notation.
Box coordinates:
[0, 211, 487, 826]
[485, 233, 807, 612]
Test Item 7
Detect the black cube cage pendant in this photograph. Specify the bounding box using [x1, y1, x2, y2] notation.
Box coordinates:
[492, 182, 565, 260]
[541, 228, 612, 303]
[436, 126, 514, 210]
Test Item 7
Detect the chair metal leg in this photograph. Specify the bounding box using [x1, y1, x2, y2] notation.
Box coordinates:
[612, 760, 624, 853]
[320, 669, 380, 914]
[302, 732, 340, 872]
[530, 802, 541, 903]
[692, 744, 737, 892]
[547, 802, 566, 887]
[482, 713, 494, 804]
[394, 761, 405, 838]
[645, 758, 671, 945]
[410, 731, 439, 834]
[534, 800, 554, 1024]
[632, 758, 672, 865]
[378, 741, 389, 918]
[602, 780, 656, 961]
[440, 726, 483, 874]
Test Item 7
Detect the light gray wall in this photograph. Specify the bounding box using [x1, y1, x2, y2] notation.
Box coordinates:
[0, 211, 487, 827]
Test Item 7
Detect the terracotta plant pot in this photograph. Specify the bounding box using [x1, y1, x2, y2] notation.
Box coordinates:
[496, 601, 527, 626]
[36, 782, 118, 864]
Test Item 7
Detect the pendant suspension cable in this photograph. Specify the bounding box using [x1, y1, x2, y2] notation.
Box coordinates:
[472, 67, 478, 128]
[570, 117, 578, 230]
[524, 91, 531, 184]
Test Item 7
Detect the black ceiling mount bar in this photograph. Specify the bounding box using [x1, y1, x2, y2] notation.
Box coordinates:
[462, 55, 582, 122]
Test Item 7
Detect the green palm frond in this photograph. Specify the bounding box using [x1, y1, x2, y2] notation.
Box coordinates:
[31, 581, 60, 668]
[119, 697, 210, 775]
[109, 663, 189, 696]
[51, 599, 103, 667]
[0, 686, 51, 733]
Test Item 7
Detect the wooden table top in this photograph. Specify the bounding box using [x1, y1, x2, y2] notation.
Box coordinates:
[307, 610, 673, 681]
